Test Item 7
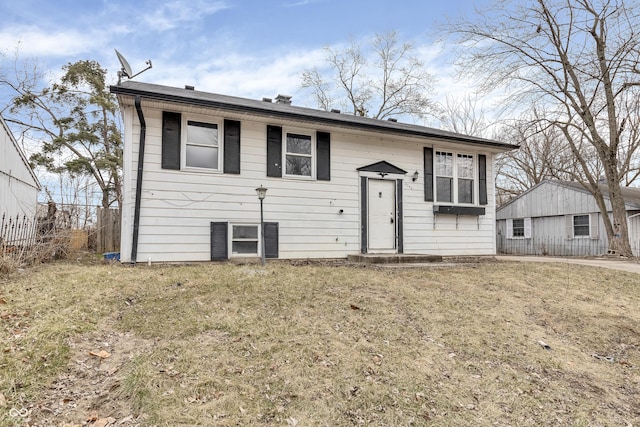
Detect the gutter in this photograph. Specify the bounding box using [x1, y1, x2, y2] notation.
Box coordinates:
[110, 84, 518, 152]
[131, 95, 146, 265]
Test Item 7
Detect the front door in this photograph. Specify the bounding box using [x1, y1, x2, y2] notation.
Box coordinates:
[368, 179, 396, 252]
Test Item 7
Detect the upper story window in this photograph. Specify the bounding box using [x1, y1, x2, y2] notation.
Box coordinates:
[267, 125, 330, 181]
[185, 120, 220, 170]
[457, 154, 474, 204]
[436, 151, 475, 204]
[162, 112, 241, 173]
[285, 133, 312, 177]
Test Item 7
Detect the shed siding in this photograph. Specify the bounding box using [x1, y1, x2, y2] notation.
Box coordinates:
[120, 103, 499, 262]
[497, 180, 640, 256]
[497, 181, 611, 220]
[0, 118, 39, 218]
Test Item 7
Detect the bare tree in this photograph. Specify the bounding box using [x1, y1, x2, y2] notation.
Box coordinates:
[1, 57, 122, 209]
[301, 31, 437, 120]
[438, 94, 491, 137]
[448, 0, 640, 256]
[495, 110, 576, 205]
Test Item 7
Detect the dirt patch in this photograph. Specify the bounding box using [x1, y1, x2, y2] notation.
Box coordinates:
[21, 323, 154, 426]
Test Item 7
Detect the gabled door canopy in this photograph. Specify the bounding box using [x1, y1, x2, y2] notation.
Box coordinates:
[357, 161, 407, 176]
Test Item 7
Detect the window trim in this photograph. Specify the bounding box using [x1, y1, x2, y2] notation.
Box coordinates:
[283, 128, 315, 179]
[228, 223, 261, 257]
[565, 213, 599, 240]
[507, 217, 531, 239]
[181, 115, 223, 172]
[512, 218, 526, 238]
[572, 214, 591, 238]
[435, 150, 476, 205]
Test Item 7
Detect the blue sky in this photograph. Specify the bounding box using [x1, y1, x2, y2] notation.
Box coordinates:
[1, 0, 490, 111]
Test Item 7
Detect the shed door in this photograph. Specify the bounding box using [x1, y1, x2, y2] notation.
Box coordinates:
[368, 179, 396, 252]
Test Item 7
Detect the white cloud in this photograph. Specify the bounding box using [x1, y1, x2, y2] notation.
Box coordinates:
[0, 26, 103, 57]
[143, 0, 230, 31]
[149, 47, 326, 103]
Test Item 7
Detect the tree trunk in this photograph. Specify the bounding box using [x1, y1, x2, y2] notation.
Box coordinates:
[606, 180, 633, 256]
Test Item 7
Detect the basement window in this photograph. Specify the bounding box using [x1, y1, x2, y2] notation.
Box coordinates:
[231, 224, 259, 256]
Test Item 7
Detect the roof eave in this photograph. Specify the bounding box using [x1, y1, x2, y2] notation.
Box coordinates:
[110, 84, 518, 151]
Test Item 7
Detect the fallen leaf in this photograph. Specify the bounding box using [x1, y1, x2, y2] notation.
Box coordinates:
[89, 350, 111, 359]
[0, 297, 6, 304]
[350, 304, 360, 310]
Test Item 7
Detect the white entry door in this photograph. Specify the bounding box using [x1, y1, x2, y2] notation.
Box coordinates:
[368, 179, 396, 252]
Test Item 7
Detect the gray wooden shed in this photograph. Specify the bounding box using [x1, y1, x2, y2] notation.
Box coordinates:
[496, 180, 640, 256]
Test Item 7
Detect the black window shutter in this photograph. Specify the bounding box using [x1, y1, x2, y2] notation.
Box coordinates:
[479, 154, 488, 205]
[162, 111, 181, 170]
[360, 177, 368, 254]
[396, 179, 403, 254]
[316, 131, 331, 181]
[424, 147, 434, 202]
[210, 222, 228, 261]
[264, 222, 279, 259]
[267, 125, 282, 177]
[224, 119, 241, 174]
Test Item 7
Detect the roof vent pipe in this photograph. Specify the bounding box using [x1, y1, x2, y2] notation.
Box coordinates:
[262, 97, 272, 103]
[185, 85, 195, 90]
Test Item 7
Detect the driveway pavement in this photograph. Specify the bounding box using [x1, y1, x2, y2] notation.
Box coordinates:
[496, 255, 640, 275]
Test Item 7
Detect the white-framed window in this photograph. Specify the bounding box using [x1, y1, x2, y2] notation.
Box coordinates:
[457, 154, 474, 204]
[285, 131, 313, 177]
[184, 118, 221, 170]
[507, 217, 532, 239]
[230, 224, 260, 256]
[565, 213, 599, 239]
[436, 151, 475, 204]
[573, 214, 590, 237]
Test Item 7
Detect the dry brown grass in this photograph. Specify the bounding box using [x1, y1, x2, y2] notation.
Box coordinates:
[0, 260, 638, 426]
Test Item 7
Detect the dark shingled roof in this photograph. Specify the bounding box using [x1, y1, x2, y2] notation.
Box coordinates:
[110, 81, 518, 151]
[498, 179, 640, 211]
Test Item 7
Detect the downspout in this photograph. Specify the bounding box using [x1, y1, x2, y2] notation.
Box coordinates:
[131, 95, 146, 265]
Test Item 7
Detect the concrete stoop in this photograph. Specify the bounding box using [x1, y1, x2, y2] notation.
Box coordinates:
[347, 254, 443, 264]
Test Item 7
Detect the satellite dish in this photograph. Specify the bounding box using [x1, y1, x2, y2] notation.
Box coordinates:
[115, 49, 152, 84]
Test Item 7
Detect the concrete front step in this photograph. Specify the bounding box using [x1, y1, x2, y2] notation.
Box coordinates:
[348, 254, 443, 264]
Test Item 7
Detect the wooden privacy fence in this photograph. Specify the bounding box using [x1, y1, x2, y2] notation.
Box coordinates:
[96, 208, 120, 253]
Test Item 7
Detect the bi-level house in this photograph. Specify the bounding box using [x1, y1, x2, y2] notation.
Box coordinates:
[111, 81, 516, 263]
